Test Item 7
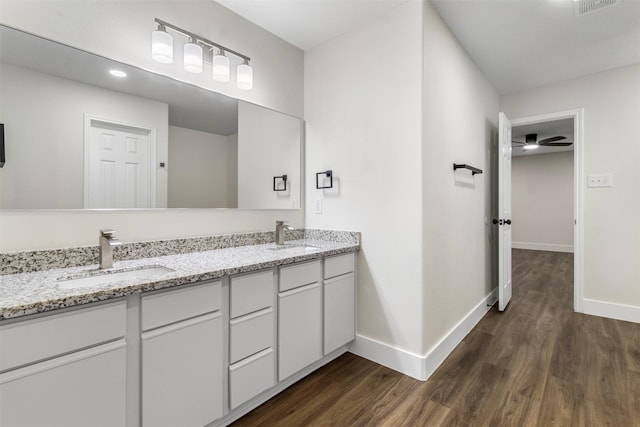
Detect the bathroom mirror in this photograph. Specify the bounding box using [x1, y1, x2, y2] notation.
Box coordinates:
[0, 25, 302, 210]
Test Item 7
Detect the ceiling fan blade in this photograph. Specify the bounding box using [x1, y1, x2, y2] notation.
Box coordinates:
[539, 141, 573, 146]
[538, 135, 566, 144]
[511, 140, 525, 146]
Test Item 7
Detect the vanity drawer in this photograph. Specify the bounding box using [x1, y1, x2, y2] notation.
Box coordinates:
[230, 270, 273, 318]
[230, 308, 274, 364]
[324, 253, 355, 279]
[0, 300, 126, 372]
[279, 260, 321, 292]
[229, 348, 275, 409]
[142, 281, 221, 331]
[324, 273, 356, 354]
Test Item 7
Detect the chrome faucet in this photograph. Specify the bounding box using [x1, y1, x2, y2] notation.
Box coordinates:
[275, 221, 294, 245]
[99, 229, 122, 269]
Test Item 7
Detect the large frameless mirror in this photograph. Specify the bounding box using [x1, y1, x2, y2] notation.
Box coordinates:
[0, 25, 302, 210]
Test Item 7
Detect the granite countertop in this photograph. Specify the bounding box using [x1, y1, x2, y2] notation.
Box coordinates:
[0, 239, 358, 321]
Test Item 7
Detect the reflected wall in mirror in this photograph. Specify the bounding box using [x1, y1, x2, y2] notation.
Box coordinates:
[0, 25, 302, 210]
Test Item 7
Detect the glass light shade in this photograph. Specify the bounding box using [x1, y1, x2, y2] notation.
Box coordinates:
[151, 29, 173, 64]
[184, 41, 203, 73]
[212, 51, 230, 82]
[523, 144, 539, 150]
[237, 62, 253, 90]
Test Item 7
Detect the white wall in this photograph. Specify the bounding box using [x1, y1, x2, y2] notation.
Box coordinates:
[305, 0, 499, 377]
[501, 64, 640, 315]
[0, 63, 168, 209]
[512, 151, 574, 252]
[0, 209, 301, 251]
[421, 1, 499, 355]
[227, 134, 238, 208]
[305, 1, 424, 355]
[237, 102, 301, 210]
[168, 126, 235, 208]
[0, 1, 304, 251]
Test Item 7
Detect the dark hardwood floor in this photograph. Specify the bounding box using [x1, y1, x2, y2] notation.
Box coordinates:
[233, 249, 640, 426]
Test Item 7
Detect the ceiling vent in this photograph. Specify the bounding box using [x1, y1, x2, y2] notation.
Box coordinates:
[575, 0, 622, 16]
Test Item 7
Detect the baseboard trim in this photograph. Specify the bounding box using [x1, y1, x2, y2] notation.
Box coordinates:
[582, 298, 640, 324]
[512, 242, 574, 253]
[349, 334, 426, 380]
[350, 288, 498, 381]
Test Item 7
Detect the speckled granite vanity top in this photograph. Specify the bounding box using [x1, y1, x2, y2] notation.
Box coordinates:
[0, 232, 359, 321]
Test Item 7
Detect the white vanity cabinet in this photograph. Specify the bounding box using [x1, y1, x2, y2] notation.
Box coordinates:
[229, 269, 275, 409]
[323, 253, 356, 354]
[141, 281, 223, 427]
[0, 301, 127, 427]
[278, 260, 322, 381]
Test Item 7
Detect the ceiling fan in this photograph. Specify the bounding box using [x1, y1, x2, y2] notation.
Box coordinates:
[512, 133, 573, 149]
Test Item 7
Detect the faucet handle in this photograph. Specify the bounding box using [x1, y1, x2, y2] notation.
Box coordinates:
[100, 229, 116, 237]
[276, 221, 285, 226]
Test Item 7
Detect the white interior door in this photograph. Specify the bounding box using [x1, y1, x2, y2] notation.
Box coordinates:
[497, 112, 513, 311]
[85, 118, 154, 208]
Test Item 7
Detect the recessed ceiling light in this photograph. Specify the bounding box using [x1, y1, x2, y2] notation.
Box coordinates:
[109, 69, 127, 78]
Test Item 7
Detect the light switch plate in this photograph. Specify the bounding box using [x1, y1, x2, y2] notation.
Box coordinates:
[315, 198, 323, 214]
[587, 173, 613, 188]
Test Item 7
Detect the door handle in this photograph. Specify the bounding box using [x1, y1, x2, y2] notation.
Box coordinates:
[492, 219, 512, 225]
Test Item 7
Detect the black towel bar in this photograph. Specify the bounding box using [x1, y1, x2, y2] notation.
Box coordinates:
[453, 163, 482, 175]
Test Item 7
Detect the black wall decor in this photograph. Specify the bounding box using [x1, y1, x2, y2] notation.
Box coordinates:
[453, 163, 482, 175]
[0, 124, 5, 168]
[273, 174, 287, 191]
[316, 170, 333, 189]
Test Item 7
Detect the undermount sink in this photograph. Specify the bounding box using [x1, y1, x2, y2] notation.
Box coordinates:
[57, 266, 174, 290]
[267, 244, 320, 252]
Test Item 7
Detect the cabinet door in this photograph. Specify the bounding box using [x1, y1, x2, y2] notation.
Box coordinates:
[0, 341, 126, 427]
[278, 283, 321, 381]
[142, 312, 223, 427]
[324, 273, 356, 354]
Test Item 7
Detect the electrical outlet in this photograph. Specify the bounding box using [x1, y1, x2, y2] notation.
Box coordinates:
[587, 174, 613, 188]
[315, 198, 323, 214]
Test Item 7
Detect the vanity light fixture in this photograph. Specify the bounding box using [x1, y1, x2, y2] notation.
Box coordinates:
[151, 18, 253, 90]
[212, 49, 230, 82]
[237, 59, 253, 90]
[183, 37, 203, 73]
[151, 23, 173, 64]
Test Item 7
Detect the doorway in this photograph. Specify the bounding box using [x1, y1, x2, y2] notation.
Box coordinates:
[84, 115, 157, 209]
[509, 109, 584, 312]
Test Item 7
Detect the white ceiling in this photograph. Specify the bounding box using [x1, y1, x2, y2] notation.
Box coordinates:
[215, 0, 408, 51]
[216, 0, 640, 95]
[431, 0, 640, 94]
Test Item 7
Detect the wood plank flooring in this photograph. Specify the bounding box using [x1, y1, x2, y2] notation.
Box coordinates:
[232, 250, 640, 426]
